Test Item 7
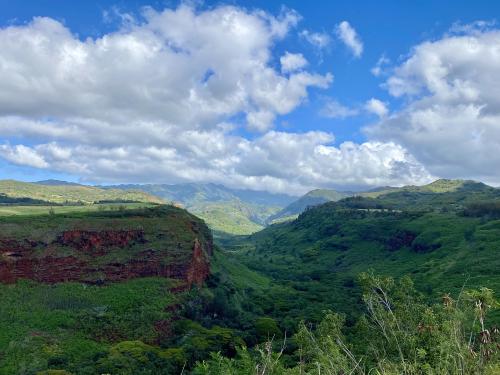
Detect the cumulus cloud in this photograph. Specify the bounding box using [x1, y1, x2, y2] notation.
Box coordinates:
[335, 21, 363, 58]
[0, 144, 48, 169]
[280, 52, 308, 73]
[0, 4, 434, 193]
[0, 6, 330, 132]
[367, 26, 500, 184]
[0, 132, 432, 194]
[365, 98, 388, 118]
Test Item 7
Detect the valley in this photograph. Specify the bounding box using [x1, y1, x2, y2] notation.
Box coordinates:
[0, 179, 499, 373]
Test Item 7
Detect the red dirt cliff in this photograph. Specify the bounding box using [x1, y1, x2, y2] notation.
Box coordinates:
[0, 228, 212, 288]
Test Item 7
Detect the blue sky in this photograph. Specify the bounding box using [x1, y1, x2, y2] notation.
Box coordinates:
[0, 1, 499, 193]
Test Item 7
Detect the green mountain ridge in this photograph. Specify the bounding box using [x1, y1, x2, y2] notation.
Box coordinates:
[0, 180, 163, 205]
[5, 178, 498, 235]
[218, 179, 500, 326]
[267, 188, 351, 223]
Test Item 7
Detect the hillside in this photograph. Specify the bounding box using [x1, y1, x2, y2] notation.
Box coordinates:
[267, 188, 350, 223]
[35, 179, 84, 187]
[360, 178, 493, 198]
[219, 181, 500, 327]
[0, 180, 163, 205]
[0, 205, 212, 285]
[192, 200, 281, 235]
[356, 179, 500, 210]
[0, 205, 219, 373]
[107, 183, 294, 235]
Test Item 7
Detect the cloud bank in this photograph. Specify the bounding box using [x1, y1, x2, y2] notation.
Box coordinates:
[367, 27, 500, 185]
[0, 5, 436, 194]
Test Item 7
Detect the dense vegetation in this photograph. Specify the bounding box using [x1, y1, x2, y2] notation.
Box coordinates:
[0, 179, 499, 373]
[194, 273, 500, 374]
[217, 181, 500, 329]
[0, 278, 179, 374]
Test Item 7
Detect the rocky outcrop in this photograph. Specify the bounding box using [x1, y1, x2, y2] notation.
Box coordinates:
[57, 229, 146, 255]
[100, 239, 210, 288]
[0, 234, 210, 287]
[185, 238, 211, 286]
[0, 255, 86, 283]
[0, 207, 213, 289]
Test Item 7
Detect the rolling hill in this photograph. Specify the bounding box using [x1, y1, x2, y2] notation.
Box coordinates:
[265, 179, 500, 225]
[218, 179, 500, 327]
[0, 180, 163, 205]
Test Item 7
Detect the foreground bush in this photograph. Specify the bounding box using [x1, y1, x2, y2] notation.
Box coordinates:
[194, 273, 499, 375]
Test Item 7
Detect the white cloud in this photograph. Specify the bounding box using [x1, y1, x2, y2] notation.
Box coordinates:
[0, 6, 330, 133]
[321, 98, 388, 119]
[367, 26, 500, 184]
[335, 21, 363, 58]
[0, 132, 432, 195]
[0, 4, 435, 193]
[447, 20, 496, 36]
[365, 98, 388, 118]
[299, 29, 331, 49]
[320, 100, 359, 119]
[371, 55, 390, 76]
[0, 144, 48, 168]
[280, 51, 308, 73]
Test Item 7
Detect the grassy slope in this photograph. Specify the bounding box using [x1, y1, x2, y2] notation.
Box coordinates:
[0, 202, 156, 217]
[0, 180, 163, 204]
[0, 205, 214, 373]
[360, 178, 490, 198]
[191, 200, 281, 235]
[0, 278, 177, 374]
[220, 183, 500, 329]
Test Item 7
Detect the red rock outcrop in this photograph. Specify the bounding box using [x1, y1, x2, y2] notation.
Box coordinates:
[100, 239, 210, 288]
[57, 229, 146, 255]
[185, 238, 210, 286]
[0, 229, 211, 289]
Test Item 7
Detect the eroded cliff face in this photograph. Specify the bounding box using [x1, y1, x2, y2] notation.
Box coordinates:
[0, 206, 213, 288]
[57, 229, 146, 254]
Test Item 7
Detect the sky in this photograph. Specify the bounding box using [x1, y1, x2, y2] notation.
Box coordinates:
[0, 0, 499, 195]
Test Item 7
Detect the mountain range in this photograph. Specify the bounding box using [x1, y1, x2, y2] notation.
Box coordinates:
[2, 178, 498, 235]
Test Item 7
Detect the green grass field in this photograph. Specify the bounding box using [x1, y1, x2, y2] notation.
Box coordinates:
[0, 203, 157, 217]
[0, 180, 163, 205]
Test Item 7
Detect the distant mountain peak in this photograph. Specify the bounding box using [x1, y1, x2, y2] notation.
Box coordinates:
[267, 188, 351, 224]
[421, 179, 490, 193]
[34, 179, 83, 186]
